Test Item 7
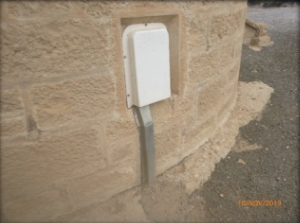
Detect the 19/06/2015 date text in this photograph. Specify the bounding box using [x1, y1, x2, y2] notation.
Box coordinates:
[238, 200, 282, 207]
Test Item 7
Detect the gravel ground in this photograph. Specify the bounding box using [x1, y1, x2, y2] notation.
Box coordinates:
[195, 5, 299, 223]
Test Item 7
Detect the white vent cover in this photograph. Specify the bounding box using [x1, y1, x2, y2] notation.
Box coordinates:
[122, 23, 171, 108]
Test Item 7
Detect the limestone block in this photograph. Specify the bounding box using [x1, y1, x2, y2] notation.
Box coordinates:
[151, 122, 182, 175]
[184, 115, 217, 155]
[3, 189, 72, 223]
[226, 62, 240, 89]
[234, 39, 243, 59]
[186, 15, 208, 52]
[210, 10, 244, 44]
[108, 135, 139, 163]
[189, 49, 220, 85]
[1, 1, 127, 21]
[28, 75, 115, 130]
[150, 99, 173, 129]
[67, 160, 140, 210]
[220, 42, 234, 72]
[1, 117, 26, 137]
[105, 118, 138, 146]
[73, 1, 128, 18]
[183, 114, 195, 129]
[175, 93, 195, 114]
[0, 88, 23, 116]
[174, 93, 197, 127]
[1, 19, 111, 81]
[2, 127, 105, 204]
[3, 1, 71, 20]
[218, 90, 237, 124]
[155, 124, 181, 160]
[217, 69, 239, 124]
[197, 73, 228, 119]
[178, 1, 209, 14]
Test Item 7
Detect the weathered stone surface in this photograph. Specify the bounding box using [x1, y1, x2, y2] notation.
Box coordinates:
[147, 122, 183, 175]
[217, 89, 237, 124]
[186, 15, 208, 52]
[2, 1, 129, 21]
[156, 152, 181, 176]
[29, 75, 115, 130]
[234, 39, 243, 60]
[227, 61, 241, 84]
[184, 115, 217, 155]
[155, 124, 181, 161]
[105, 118, 138, 146]
[189, 49, 220, 85]
[210, 10, 244, 44]
[220, 42, 235, 72]
[2, 127, 105, 204]
[0, 88, 23, 116]
[197, 73, 228, 119]
[3, 1, 71, 20]
[3, 189, 72, 222]
[175, 94, 195, 114]
[182, 114, 195, 129]
[1, 19, 111, 81]
[108, 135, 139, 163]
[150, 99, 173, 129]
[74, 1, 128, 18]
[54, 187, 149, 223]
[1, 117, 26, 137]
[67, 160, 140, 210]
[174, 93, 197, 127]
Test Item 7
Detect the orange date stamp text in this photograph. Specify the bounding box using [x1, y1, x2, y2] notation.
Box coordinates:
[238, 200, 282, 207]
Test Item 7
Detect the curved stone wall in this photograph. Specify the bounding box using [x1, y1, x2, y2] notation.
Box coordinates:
[1, 1, 247, 221]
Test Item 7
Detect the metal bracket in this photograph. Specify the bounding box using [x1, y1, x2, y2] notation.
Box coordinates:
[133, 105, 156, 185]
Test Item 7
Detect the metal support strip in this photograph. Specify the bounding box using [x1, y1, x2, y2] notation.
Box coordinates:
[133, 105, 156, 185]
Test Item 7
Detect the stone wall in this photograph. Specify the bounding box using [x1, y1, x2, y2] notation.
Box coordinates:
[0, 1, 247, 222]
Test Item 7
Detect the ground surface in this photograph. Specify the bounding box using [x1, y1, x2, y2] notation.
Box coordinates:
[194, 5, 299, 223]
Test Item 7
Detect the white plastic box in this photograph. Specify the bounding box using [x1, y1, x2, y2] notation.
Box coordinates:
[122, 23, 171, 108]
